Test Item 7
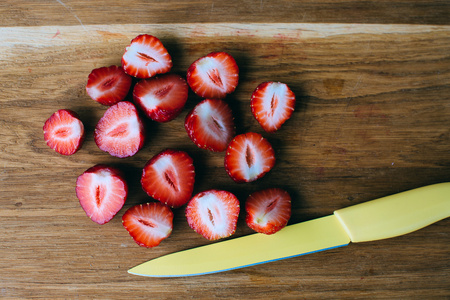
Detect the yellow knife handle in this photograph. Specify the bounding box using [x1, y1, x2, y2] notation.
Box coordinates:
[333, 182, 450, 243]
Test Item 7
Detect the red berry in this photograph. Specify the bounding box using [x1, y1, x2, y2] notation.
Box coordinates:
[86, 65, 132, 106]
[122, 202, 174, 248]
[187, 52, 239, 99]
[251, 82, 296, 133]
[133, 73, 188, 122]
[185, 98, 235, 152]
[76, 164, 128, 225]
[122, 34, 172, 79]
[185, 190, 240, 241]
[94, 101, 145, 158]
[224, 132, 276, 183]
[141, 149, 195, 208]
[43, 109, 85, 155]
[245, 188, 291, 234]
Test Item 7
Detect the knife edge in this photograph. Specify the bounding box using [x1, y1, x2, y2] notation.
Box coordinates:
[128, 215, 350, 277]
[128, 183, 450, 277]
[128, 243, 348, 277]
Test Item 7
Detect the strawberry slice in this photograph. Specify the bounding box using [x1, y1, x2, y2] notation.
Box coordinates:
[251, 81, 296, 133]
[141, 149, 195, 208]
[43, 109, 85, 155]
[122, 202, 174, 248]
[133, 73, 188, 122]
[86, 65, 132, 106]
[224, 132, 275, 183]
[94, 101, 145, 158]
[75, 164, 128, 225]
[186, 52, 239, 99]
[121, 34, 173, 79]
[184, 98, 235, 152]
[185, 190, 240, 241]
[245, 188, 291, 235]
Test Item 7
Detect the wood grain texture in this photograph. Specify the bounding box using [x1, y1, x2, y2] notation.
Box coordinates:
[1, 23, 449, 299]
[2, 0, 450, 26]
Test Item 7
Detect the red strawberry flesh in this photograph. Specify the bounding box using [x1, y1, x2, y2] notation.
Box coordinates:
[224, 132, 275, 183]
[251, 81, 296, 133]
[122, 202, 173, 248]
[94, 101, 145, 158]
[185, 190, 240, 241]
[122, 34, 172, 79]
[43, 109, 85, 155]
[245, 188, 291, 234]
[86, 65, 132, 106]
[141, 149, 195, 208]
[133, 73, 188, 122]
[186, 52, 239, 99]
[184, 98, 235, 152]
[76, 164, 128, 225]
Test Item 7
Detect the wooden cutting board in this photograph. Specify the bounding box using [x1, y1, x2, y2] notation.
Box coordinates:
[1, 22, 449, 298]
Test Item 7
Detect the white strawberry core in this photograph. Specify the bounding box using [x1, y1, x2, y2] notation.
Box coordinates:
[254, 208, 276, 226]
[123, 42, 169, 75]
[86, 86, 102, 100]
[51, 116, 83, 154]
[262, 82, 291, 128]
[196, 101, 226, 139]
[151, 155, 178, 189]
[106, 117, 138, 139]
[140, 93, 160, 110]
[239, 141, 265, 181]
[137, 216, 172, 238]
[80, 170, 126, 221]
[196, 193, 230, 236]
[53, 122, 81, 141]
[196, 57, 228, 92]
[90, 170, 114, 207]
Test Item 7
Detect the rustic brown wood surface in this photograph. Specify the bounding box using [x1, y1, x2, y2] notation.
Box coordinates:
[1, 2, 450, 299]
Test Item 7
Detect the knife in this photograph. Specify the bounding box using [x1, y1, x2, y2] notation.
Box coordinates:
[128, 182, 450, 277]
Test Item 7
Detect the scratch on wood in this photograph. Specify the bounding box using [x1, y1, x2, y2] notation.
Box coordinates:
[55, 0, 86, 30]
[352, 74, 364, 94]
[52, 29, 61, 39]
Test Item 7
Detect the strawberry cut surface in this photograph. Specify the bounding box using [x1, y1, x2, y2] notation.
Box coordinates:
[185, 98, 235, 152]
[245, 188, 291, 235]
[133, 73, 188, 122]
[224, 132, 276, 183]
[86, 65, 132, 106]
[251, 81, 296, 133]
[43, 109, 85, 155]
[122, 202, 174, 248]
[94, 101, 145, 158]
[76, 164, 128, 225]
[122, 34, 172, 79]
[141, 149, 195, 208]
[186, 52, 239, 99]
[185, 190, 240, 241]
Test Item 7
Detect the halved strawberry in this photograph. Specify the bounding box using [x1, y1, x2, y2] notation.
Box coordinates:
[251, 81, 296, 133]
[224, 132, 275, 183]
[122, 202, 173, 248]
[245, 188, 291, 235]
[94, 101, 145, 158]
[185, 99, 235, 152]
[186, 52, 239, 99]
[86, 65, 132, 106]
[43, 109, 85, 155]
[121, 34, 173, 79]
[133, 73, 188, 122]
[185, 190, 240, 241]
[141, 149, 195, 208]
[75, 164, 128, 225]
